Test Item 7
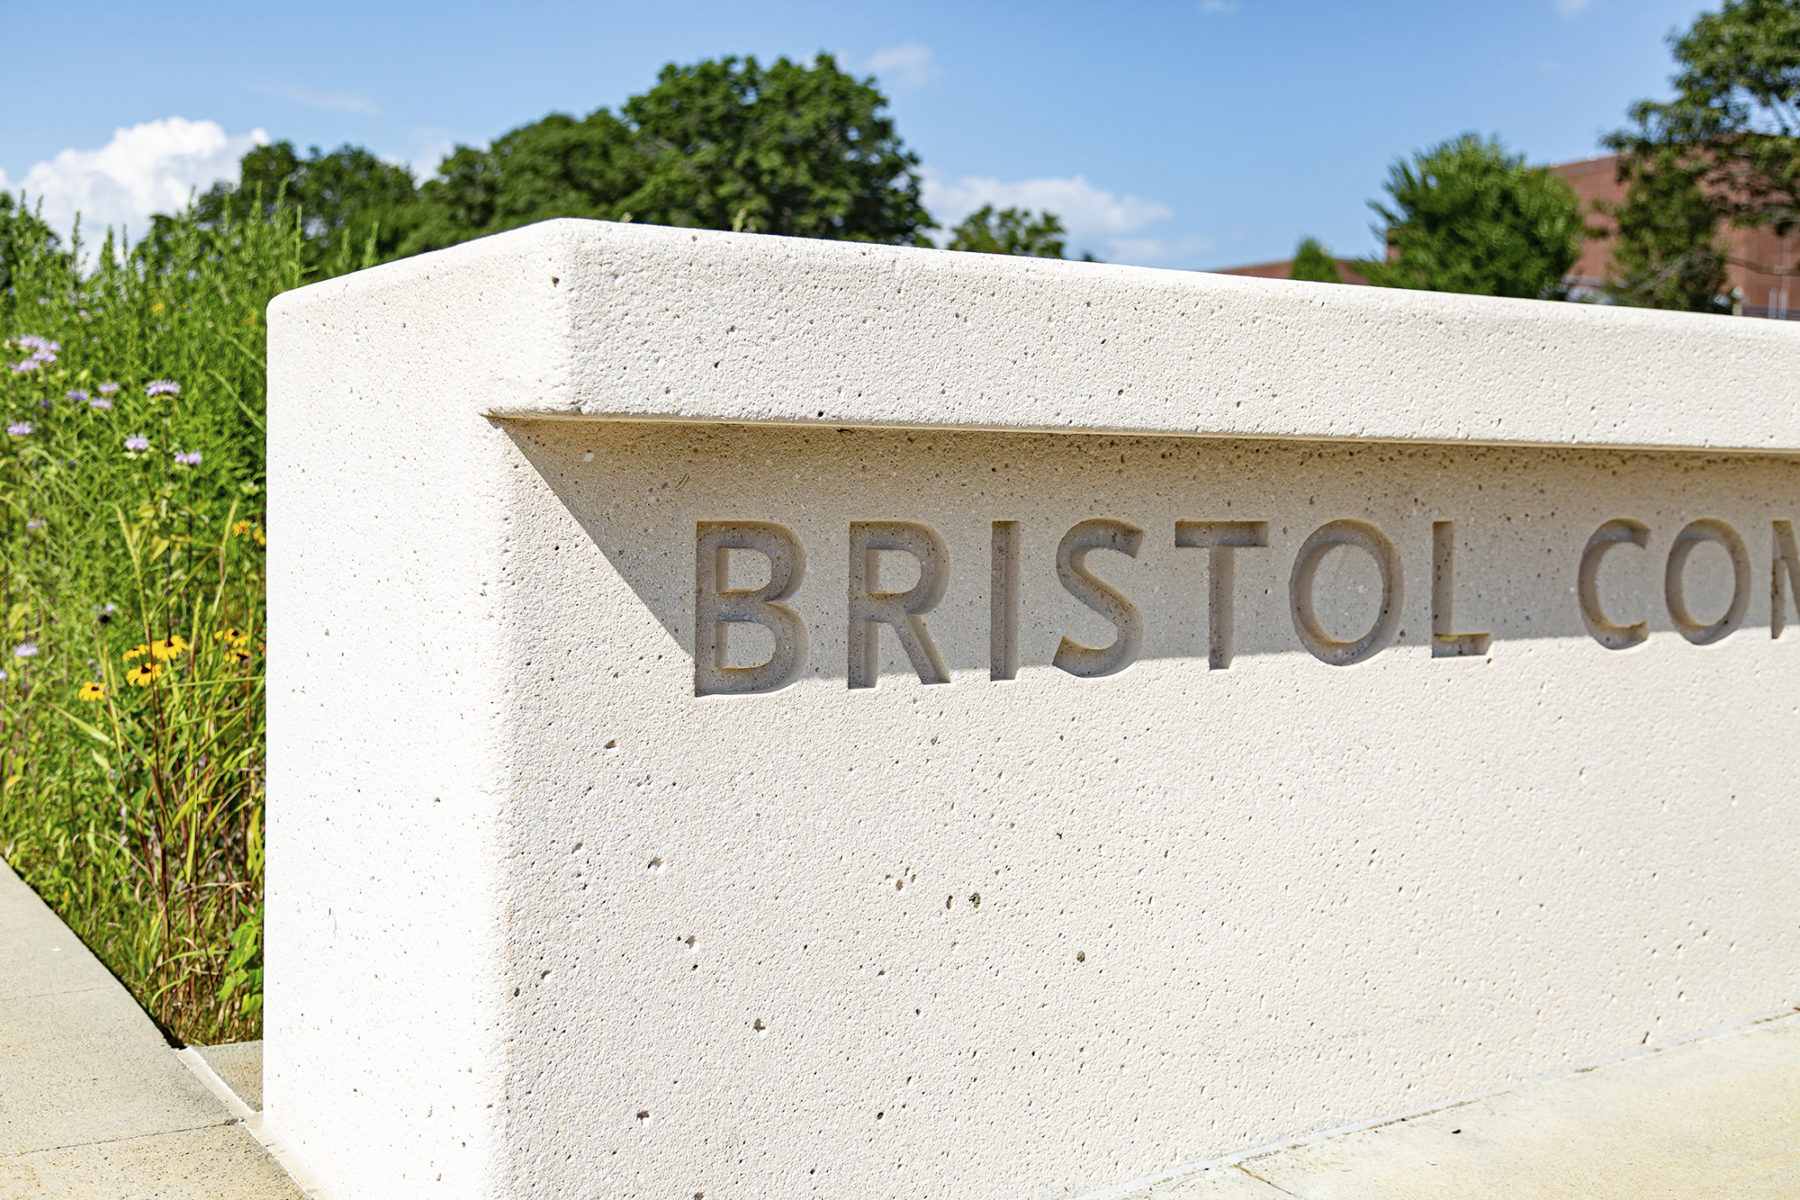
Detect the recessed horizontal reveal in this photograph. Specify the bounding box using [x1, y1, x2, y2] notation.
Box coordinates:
[503, 420, 1800, 685]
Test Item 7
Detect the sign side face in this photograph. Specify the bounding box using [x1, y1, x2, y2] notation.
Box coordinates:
[494, 419, 1800, 1200]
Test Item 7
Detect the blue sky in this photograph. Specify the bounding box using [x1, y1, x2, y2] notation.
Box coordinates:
[4, 0, 1712, 269]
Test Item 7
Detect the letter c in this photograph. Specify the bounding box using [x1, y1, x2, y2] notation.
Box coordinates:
[1578, 518, 1649, 650]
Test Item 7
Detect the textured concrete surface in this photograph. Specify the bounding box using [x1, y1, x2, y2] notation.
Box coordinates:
[267, 220, 1800, 1200]
[1, 1124, 307, 1200]
[0, 861, 304, 1198]
[279, 217, 1800, 451]
[1118, 1011, 1800, 1199]
[195, 1042, 263, 1112]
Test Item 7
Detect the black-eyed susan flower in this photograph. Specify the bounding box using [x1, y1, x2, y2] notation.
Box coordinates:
[149, 636, 190, 661]
[77, 681, 105, 702]
[214, 627, 249, 647]
[125, 661, 162, 687]
[124, 643, 150, 662]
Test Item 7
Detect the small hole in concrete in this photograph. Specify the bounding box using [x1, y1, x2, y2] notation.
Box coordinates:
[1075, 951, 1086, 962]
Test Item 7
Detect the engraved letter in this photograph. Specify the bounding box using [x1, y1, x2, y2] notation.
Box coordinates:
[1665, 518, 1749, 645]
[1053, 518, 1144, 678]
[1174, 520, 1268, 670]
[991, 520, 1020, 681]
[1578, 518, 1649, 650]
[1288, 519, 1402, 666]
[694, 521, 807, 696]
[1775, 521, 1800, 638]
[848, 521, 950, 689]
[1431, 520, 1491, 659]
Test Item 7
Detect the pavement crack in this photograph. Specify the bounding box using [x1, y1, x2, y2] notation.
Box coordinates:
[2, 1115, 238, 1159]
[1234, 1163, 1300, 1196]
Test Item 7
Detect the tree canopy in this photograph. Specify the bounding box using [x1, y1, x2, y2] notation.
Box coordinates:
[1289, 237, 1342, 283]
[1604, 0, 1800, 307]
[0, 194, 68, 298]
[188, 141, 419, 268]
[1356, 133, 1587, 299]
[946, 206, 1069, 257]
[403, 53, 931, 255]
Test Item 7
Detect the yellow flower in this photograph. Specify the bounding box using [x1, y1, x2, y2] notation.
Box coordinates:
[149, 636, 190, 661]
[232, 519, 253, 537]
[252, 525, 266, 548]
[151, 300, 165, 315]
[214, 627, 249, 647]
[123, 643, 150, 662]
[77, 681, 105, 702]
[125, 662, 163, 687]
[227, 647, 254, 666]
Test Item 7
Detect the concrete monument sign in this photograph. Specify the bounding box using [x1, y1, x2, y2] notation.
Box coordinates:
[267, 221, 1800, 1199]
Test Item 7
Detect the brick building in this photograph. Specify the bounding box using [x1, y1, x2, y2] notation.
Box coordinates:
[1216, 154, 1798, 319]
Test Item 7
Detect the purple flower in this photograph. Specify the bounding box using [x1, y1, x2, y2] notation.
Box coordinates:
[25, 518, 43, 531]
[31, 349, 55, 364]
[16, 335, 58, 354]
[89, 397, 113, 410]
[9, 359, 38, 374]
[8, 423, 33, 437]
[97, 382, 120, 396]
[172, 449, 202, 468]
[146, 380, 180, 397]
[12, 641, 38, 660]
[66, 389, 89, 403]
[124, 433, 149, 452]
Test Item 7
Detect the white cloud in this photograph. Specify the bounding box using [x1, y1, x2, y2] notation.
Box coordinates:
[1552, 0, 1591, 14]
[260, 83, 381, 115]
[0, 117, 268, 248]
[867, 43, 940, 90]
[1199, 0, 1241, 13]
[404, 128, 462, 183]
[922, 168, 1201, 262]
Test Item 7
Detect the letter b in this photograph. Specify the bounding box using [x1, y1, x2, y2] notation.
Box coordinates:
[694, 522, 808, 696]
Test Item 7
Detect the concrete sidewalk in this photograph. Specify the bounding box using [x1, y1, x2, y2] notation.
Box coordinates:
[1106, 1009, 1800, 1199]
[0, 860, 303, 1199]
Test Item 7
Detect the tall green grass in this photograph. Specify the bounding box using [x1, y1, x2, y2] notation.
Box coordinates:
[0, 205, 318, 1044]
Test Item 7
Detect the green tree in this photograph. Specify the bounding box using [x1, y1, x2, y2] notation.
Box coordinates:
[405, 53, 931, 255]
[1289, 237, 1342, 283]
[621, 54, 929, 242]
[183, 142, 419, 268]
[404, 111, 642, 255]
[1607, 147, 1731, 312]
[1605, 0, 1800, 304]
[0, 193, 69, 300]
[947, 205, 1068, 257]
[1356, 133, 1587, 299]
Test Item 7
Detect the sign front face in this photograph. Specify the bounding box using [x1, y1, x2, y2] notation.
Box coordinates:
[493, 418, 1800, 1199]
[267, 223, 1800, 1200]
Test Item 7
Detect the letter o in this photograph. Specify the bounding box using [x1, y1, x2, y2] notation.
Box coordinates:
[1665, 518, 1750, 645]
[1288, 519, 1403, 666]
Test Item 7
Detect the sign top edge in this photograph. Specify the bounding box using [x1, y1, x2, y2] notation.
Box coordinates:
[267, 218, 1800, 455]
